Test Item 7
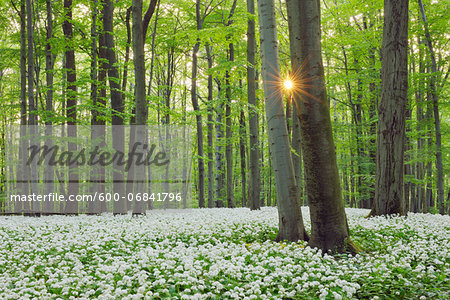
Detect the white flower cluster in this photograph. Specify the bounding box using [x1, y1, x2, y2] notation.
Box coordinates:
[0, 207, 448, 299]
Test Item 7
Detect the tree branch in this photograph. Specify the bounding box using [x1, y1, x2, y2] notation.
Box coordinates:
[142, 0, 158, 44]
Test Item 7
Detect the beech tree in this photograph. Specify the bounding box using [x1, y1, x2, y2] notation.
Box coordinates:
[418, 0, 444, 215]
[191, 0, 205, 208]
[372, 0, 409, 216]
[247, 0, 261, 210]
[286, 0, 357, 253]
[63, 0, 78, 215]
[257, 0, 308, 242]
[103, 0, 127, 215]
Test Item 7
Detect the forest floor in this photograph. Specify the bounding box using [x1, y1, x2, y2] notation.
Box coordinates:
[0, 207, 448, 299]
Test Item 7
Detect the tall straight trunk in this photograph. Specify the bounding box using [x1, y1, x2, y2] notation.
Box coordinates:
[418, 0, 444, 214]
[88, 0, 101, 215]
[147, 0, 160, 96]
[191, 0, 205, 208]
[146, 0, 159, 212]
[102, 0, 126, 215]
[206, 44, 215, 208]
[58, 56, 67, 214]
[132, 0, 148, 215]
[97, 30, 107, 213]
[122, 7, 132, 101]
[247, 0, 260, 210]
[126, 111, 136, 211]
[26, 0, 39, 216]
[257, 0, 307, 242]
[225, 49, 235, 208]
[286, 0, 356, 252]
[425, 96, 434, 209]
[350, 148, 356, 208]
[342, 155, 349, 206]
[286, 0, 304, 205]
[404, 121, 412, 211]
[43, 0, 55, 214]
[0, 127, 4, 213]
[373, 0, 408, 216]
[415, 39, 426, 212]
[215, 81, 225, 207]
[16, 1, 27, 214]
[63, 0, 78, 215]
[239, 108, 247, 207]
[291, 100, 303, 201]
[368, 48, 377, 209]
[355, 76, 368, 208]
[342, 50, 365, 208]
[165, 48, 175, 124]
[224, 0, 238, 208]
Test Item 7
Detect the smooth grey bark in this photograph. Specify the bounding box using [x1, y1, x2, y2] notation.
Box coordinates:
[257, 0, 307, 242]
[43, 0, 55, 214]
[225, 53, 235, 209]
[132, 0, 147, 215]
[205, 44, 215, 208]
[97, 31, 107, 213]
[285, 0, 304, 205]
[291, 100, 303, 201]
[239, 107, 247, 207]
[63, 0, 79, 215]
[215, 80, 225, 207]
[88, 0, 99, 215]
[373, 0, 409, 216]
[367, 47, 377, 210]
[418, 0, 444, 215]
[415, 38, 426, 212]
[102, 0, 126, 215]
[286, 0, 356, 253]
[26, 0, 39, 216]
[191, 0, 205, 208]
[123, 8, 134, 212]
[122, 7, 131, 101]
[146, 0, 160, 211]
[247, 0, 261, 210]
[224, 0, 238, 209]
[16, 1, 27, 214]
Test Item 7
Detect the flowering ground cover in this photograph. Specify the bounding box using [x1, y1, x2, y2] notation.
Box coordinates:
[0, 207, 448, 299]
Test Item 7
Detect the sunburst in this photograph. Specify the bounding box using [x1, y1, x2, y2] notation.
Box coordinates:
[260, 55, 322, 117]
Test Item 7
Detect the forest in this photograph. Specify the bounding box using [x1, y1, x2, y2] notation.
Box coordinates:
[0, 0, 449, 298]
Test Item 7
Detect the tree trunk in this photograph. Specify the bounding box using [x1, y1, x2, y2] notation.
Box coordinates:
[415, 38, 426, 212]
[205, 44, 215, 208]
[63, 0, 78, 215]
[286, 0, 305, 206]
[225, 51, 235, 208]
[43, 0, 55, 215]
[132, 0, 148, 215]
[215, 81, 225, 207]
[247, 0, 260, 210]
[191, 0, 205, 208]
[97, 29, 107, 214]
[373, 0, 408, 216]
[16, 1, 27, 214]
[286, 0, 356, 253]
[257, 0, 307, 242]
[418, 0, 444, 214]
[102, 0, 126, 215]
[239, 108, 247, 207]
[367, 48, 377, 210]
[26, 0, 39, 216]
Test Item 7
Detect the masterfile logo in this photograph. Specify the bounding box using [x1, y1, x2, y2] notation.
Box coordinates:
[4, 125, 193, 214]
